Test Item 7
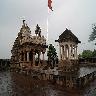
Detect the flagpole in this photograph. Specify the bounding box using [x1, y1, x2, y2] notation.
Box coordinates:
[47, 0, 53, 44]
[47, 7, 49, 44]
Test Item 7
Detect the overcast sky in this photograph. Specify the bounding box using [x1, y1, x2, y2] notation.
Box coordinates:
[0, 0, 96, 59]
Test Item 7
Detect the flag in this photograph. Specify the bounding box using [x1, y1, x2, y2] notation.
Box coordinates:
[48, 0, 53, 11]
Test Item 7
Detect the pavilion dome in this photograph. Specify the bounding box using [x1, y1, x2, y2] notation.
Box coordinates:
[56, 28, 81, 44]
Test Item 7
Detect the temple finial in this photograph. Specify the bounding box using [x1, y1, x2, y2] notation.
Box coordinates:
[23, 20, 25, 26]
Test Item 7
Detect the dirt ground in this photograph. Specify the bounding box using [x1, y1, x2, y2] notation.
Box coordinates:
[0, 71, 96, 96]
[11, 72, 82, 96]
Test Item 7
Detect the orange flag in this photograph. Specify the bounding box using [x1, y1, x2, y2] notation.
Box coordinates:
[48, 0, 53, 11]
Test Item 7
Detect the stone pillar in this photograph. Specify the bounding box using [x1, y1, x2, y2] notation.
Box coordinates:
[27, 51, 29, 61]
[65, 45, 67, 59]
[61, 46, 63, 60]
[73, 45, 75, 59]
[24, 52, 26, 61]
[59, 45, 62, 60]
[68, 45, 69, 59]
[74, 46, 75, 59]
[42, 52, 45, 61]
[38, 51, 41, 64]
[76, 46, 78, 59]
[71, 45, 73, 59]
[62, 46, 64, 60]
[70, 45, 72, 59]
[33, 51, 35, 66]
[74, 45, 77, 59]
[63, 45, 65, 60]
[68, 44, 70, 59]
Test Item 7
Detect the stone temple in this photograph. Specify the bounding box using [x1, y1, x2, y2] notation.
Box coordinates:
[11, 21, 96, 89]
[11, 20, 47, 71]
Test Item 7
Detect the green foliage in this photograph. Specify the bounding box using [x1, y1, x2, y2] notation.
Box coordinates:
[47, 44, 58, 65]
[80, 50, 96, 58]
[92, 49, 96, 57]
[82, 50, 93, 58]
[47, 44, 57, 59]
[89, 24, 96, 42]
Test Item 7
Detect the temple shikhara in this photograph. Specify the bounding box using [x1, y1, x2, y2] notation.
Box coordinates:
[11, 21, 96, 89]
[11, 20, 47, 71]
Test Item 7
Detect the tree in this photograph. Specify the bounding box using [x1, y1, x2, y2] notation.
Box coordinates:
[89, 24, 96, 42]
[47, 44, 58, 67]
[79, 50, 96, 58]
[82, 50, 93, 58]
[92, 49, 96, 57]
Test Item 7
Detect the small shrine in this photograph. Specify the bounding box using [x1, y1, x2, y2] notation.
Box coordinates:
[11, 20, 47, 71]
[54, 28, 81, 88]
[55, 28, 81, 71]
